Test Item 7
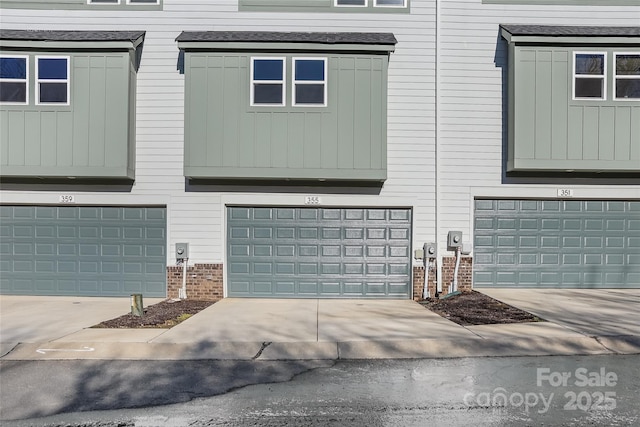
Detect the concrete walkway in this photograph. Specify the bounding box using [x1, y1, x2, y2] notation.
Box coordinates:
[1, 290, 639, 361]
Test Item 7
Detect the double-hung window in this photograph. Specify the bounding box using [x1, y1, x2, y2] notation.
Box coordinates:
[335, 0, 367, 6]
[335, 0, 407, 6]
[0, 55, 28, 104]
[87, 0, 160, 4]
[292, 58, 327, 106]
[36, 56, 70, 105]
[614, 53, 640, 100]
[573, 52, 606, 100]
[251, 58, 285, 106]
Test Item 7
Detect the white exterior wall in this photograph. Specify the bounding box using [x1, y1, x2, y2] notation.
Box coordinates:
[0, 0, 437, 267]
[2, 0, 639, 286]
[437, 0, 640, 253]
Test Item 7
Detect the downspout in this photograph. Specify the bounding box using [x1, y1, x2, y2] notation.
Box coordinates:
[435, 0, 443, 295]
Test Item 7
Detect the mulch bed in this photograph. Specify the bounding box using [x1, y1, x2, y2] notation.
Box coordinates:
[419, 290, 544, 326]
[93, 299, 215, 329]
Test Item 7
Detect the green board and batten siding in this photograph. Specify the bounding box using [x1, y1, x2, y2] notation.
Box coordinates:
[506, 44, 640, 172]
[227, 207, 412, 298]
[0, 51, 137, 179]
[183, 53, 389, 181]
[474, 200, 640, 288]
[0, 206, 167, 297]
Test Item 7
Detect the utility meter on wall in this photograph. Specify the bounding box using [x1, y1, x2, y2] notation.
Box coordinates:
[175, 243, 189, 260]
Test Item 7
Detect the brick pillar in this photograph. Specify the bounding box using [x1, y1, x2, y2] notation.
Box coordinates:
[413, 257, 473, 300]
[167, 263, 224, 301]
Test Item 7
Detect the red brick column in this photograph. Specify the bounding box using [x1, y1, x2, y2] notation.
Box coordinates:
[413, 257, 473, 300]
[167, 263, 223, 301]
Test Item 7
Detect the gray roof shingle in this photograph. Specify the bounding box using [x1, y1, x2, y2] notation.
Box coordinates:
[500, 25, 640, 37]
[0, 29, 145, 43]
[176, 31, 397, 45]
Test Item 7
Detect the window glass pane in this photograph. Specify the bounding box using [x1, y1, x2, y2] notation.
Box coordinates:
[375, 0, 405, 5]
[39, 82, 68, 103]
[38, 58, 68, 80]
[616, 79, 640, 99]
[337, 0, 366, 5]
[575, 54, 604, 75]
[0, 82, 26, 102]
[575, 77, 603, 98]
[0, 57, 26, 79]
[253, 60, 283, 81]
[254, 83, 283, 104]
[295, 84, 325, 104]
[295, 60, 324, 81]
[616, 55, 640, 76]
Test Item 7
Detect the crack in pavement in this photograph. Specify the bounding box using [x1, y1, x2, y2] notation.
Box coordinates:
[253, 342, 272, 359]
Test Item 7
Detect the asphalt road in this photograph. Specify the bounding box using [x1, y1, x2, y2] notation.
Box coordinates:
[1, 355, 639, 426]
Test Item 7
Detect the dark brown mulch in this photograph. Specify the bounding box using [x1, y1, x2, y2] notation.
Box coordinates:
[419, 290, 544, 326]
[93, 299, 215, 329]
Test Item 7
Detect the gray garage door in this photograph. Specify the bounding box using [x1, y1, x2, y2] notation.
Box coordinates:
[474, 200, 640, 288]
[0, 206, 167, 297]
[227, 207, 412, 298]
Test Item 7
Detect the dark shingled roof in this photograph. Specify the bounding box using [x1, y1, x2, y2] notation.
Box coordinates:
[500, 25, 640, 37]
[0, 29, 145, 42]
[176, 31, 397, 45]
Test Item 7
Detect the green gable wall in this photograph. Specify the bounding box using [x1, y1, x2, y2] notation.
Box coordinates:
[183, 52, 389, 181]
[508, 45, 640, 173]
[1, 51, 136, 179]
[0, 0, 162, 10]
[239, 0, 410, 13]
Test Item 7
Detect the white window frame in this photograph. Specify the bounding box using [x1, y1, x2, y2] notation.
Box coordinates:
[613, 52, 640, 101]
[0, 54, 29, 105]
[573, 51, 607, 101]
[335, 0, 368, 7]
[292, 57, 328, 107]
[87, 0, 120, 4]
[127, 0, 160, 4]
[373, 0, 407, 7]
[250, 57, 286, 107]
[35, 55, 70, 106]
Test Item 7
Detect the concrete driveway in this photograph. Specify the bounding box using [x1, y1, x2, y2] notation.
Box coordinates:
[480, 289, 640, 337]
[0, 295, 163, 356]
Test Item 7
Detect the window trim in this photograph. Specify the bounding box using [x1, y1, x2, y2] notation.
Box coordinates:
[127, 0, 161, 4]
[334, 0, 368, 7]
[87, 0, 121, 4]
[573, 51, 607, 101]
[292, 57, 328, 107]
[250, 57, 286, 107]
[613, 52, 640, 102]
[373, 0, 407, 7]
[0, 54, 29, 105]
[35, 55, 71, 106]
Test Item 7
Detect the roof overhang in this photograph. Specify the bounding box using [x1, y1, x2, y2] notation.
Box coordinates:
[500, 25, 640, 46]
[176, 31, 397, 53]
[0, 30, 146, 50]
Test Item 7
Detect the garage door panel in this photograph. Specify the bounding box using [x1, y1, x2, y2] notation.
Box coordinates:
[0, 206, 166, 297]
[227, 207, 412, 298]
[475, 200, 640, 288]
